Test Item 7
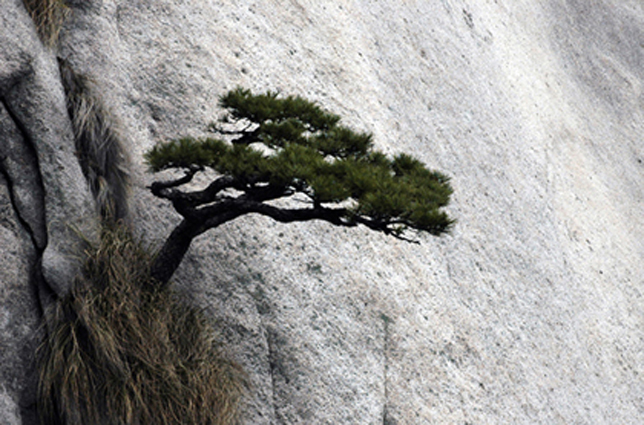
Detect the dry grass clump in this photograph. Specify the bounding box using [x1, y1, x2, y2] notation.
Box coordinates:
[58, 59, 131, 224]
[37, 225, 245, 425]
[22, 0, 70, 46]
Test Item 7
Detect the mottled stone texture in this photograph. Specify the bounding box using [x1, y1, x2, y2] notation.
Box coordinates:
[2, 0, 644, 423]
[0, 0, 96, 422]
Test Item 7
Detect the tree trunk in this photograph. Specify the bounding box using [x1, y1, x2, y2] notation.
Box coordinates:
[149, 207, 247, 287]
[149, 219, 200, 288]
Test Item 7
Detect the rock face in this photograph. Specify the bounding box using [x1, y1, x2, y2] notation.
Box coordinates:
[1, 0, 644, 423]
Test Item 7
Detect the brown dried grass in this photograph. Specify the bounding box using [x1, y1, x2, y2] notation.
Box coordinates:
[22, 0, 69, 46]
[37, 225, 245, 424]
[58, 59, 132, 224]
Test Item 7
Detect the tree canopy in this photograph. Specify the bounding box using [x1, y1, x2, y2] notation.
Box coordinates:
[145, 88, 453, 285]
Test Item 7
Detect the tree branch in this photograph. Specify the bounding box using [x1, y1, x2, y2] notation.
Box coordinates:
[178, 175, 238, 206]
[245, 202, 349, 226]
[244, 184, 293, 202]
[209, 121, 260, 145]
[149, 165, 201, 196]
[149, 199, 349, 286]
[150, 174, 240, 218]
[149, 193, 422, 287]
[352, 216, 420, 243]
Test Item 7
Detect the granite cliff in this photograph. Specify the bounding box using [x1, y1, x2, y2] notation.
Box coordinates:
[1, 0, 643, 423]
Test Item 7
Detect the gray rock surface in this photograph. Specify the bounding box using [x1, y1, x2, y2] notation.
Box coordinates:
[2, 0, 644, 423]
[1, 0, 96, 299]
[0, 171, 40, 425]
[0, 1, 96, 422]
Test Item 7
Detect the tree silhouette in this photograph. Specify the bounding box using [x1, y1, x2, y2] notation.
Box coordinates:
[145, 88, 453, 285]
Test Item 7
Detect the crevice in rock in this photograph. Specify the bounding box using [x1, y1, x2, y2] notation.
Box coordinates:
[245, 278, 280, 424]
[0, 99, 47, 253]
[265, 325, 282, 424]
[0, 98, 52, 318]
[381, 313, 397, 425]
[0, 97, 51, 423]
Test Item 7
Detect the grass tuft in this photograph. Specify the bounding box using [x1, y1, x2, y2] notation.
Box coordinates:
[37, 224, 245, 424]
[58, 59, 132, 224]
[22, 0, 70, 46]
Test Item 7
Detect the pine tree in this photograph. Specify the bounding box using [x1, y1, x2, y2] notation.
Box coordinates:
[145, 88, 453, 285]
